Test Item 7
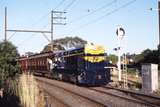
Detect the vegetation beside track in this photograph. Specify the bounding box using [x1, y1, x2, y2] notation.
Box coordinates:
[0, 41, 45, 107]
[0, 41, 20, 88]
[0, 41, 21, 106]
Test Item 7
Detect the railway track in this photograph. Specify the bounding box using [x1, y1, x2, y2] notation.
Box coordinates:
[35, 76, 110, 107]
[35, 76, 160, 107]
[89, 87, 158, 107]
[103, 86, 160, 106]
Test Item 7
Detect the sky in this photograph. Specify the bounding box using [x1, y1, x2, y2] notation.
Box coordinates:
[0, 0, 159, 55]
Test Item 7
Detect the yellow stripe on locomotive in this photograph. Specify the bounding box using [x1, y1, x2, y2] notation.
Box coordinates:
[83, 56, 105, 63]
[83, 44, 106, 63]
[84, 44, 105, 55]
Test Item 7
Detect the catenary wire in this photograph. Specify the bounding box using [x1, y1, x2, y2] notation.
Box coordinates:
[17, 24, 49, 46]
[53, 0, 66, 10]
[68, 0, 117, 24]
[66, 0, 136, 35]
[64, 0, 77, 11]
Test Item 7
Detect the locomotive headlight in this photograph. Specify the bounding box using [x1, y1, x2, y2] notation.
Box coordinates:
[97, 75, 102, 79]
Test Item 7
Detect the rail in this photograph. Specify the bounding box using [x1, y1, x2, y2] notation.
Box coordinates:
[103, 86, 160, 106]
[35, 76, 111, 107]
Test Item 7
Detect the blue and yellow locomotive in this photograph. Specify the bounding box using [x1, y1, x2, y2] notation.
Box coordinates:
[52, 44, 111, 85]
[18, 44, 111, 86]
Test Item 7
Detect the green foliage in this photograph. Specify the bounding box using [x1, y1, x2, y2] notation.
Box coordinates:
[42, 44, 65, 53]
[134, 54, 144, 64]
[134, 45, 160, 68]
[53, 36, 87, 49]
[107, 54, 118, 64]
[127, 68, 137, 75]
[0, 41, 19, 88]
[42, 36, 87, 52]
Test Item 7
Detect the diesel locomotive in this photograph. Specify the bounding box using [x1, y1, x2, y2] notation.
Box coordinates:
[18, 44, 111, 86]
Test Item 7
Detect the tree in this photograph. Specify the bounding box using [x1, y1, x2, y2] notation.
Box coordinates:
[42, 44, 65, 53]
[107, 54, 118, 64]
[0, 41, 19, 88]
[53, 36, 87, 49]
[134, 47, 160, 69]
[25, 52, 35, 56]
[42, 36, 87, 52]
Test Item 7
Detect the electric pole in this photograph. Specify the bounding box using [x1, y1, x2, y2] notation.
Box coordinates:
[149, 1, 160, 46]
[158, 1, 160, 45]
[4, 7, 66, 53]
[50, 10, 66, 51]
[4, 7, 7, 42]
[51, 10, 54, 52]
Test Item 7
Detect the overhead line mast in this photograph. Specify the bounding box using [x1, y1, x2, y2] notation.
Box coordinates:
[158, 1, 160, 45]
[4, 7, 7, 42]
[51, 10, 66, 51]
[4, 7, 66, 52]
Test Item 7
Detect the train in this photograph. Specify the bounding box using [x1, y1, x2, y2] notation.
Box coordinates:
[18, 44, 111, 86]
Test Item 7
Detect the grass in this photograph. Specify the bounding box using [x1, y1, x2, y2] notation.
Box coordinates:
[111, 68, 141, 89]
[16, 74, 45, 107]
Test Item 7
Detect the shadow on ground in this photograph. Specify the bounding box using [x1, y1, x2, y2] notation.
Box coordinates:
[0, 91, 21, 107]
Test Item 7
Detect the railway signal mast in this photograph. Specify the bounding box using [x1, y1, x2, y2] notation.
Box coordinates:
[150, 0, 160, 46]
[116, 26, 125, 82]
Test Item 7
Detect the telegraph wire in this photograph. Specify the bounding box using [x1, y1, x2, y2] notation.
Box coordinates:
[31, 12, 50, 27]
[7, 12, 50, 40]
[10, 0, 67, 49]
[98, 0, 136, 22]
[17, 24, 49, 46]
[68, 0, 117, 24]
[64, 0, 77, 11]
[8, 32, 16, 40]
[66, 0, 136, 35]
[26, 0, 67, 28]
[53, 0, 66, 10]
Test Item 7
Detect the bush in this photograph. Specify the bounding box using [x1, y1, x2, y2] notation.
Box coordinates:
[0, 41, 20, 88]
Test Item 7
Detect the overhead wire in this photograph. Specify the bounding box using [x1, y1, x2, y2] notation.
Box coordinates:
[68, 0, 117, 24]
[16, 0, 67, 44]
[10, 0, 68, 45]
[19, 0, 67, 44]
[8, 32, 17, 40]
[15, 0, 66, 48]
[7, 12, 50, 41]
[7, 0, 69, 53]
[17, 24, 49, 46]
[83, 0, 137, 27]
[66, 0, 136, 35]
[31, 12, 50, 27]
[64, 0, 77, 11]
[53, 0, 66, 10]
